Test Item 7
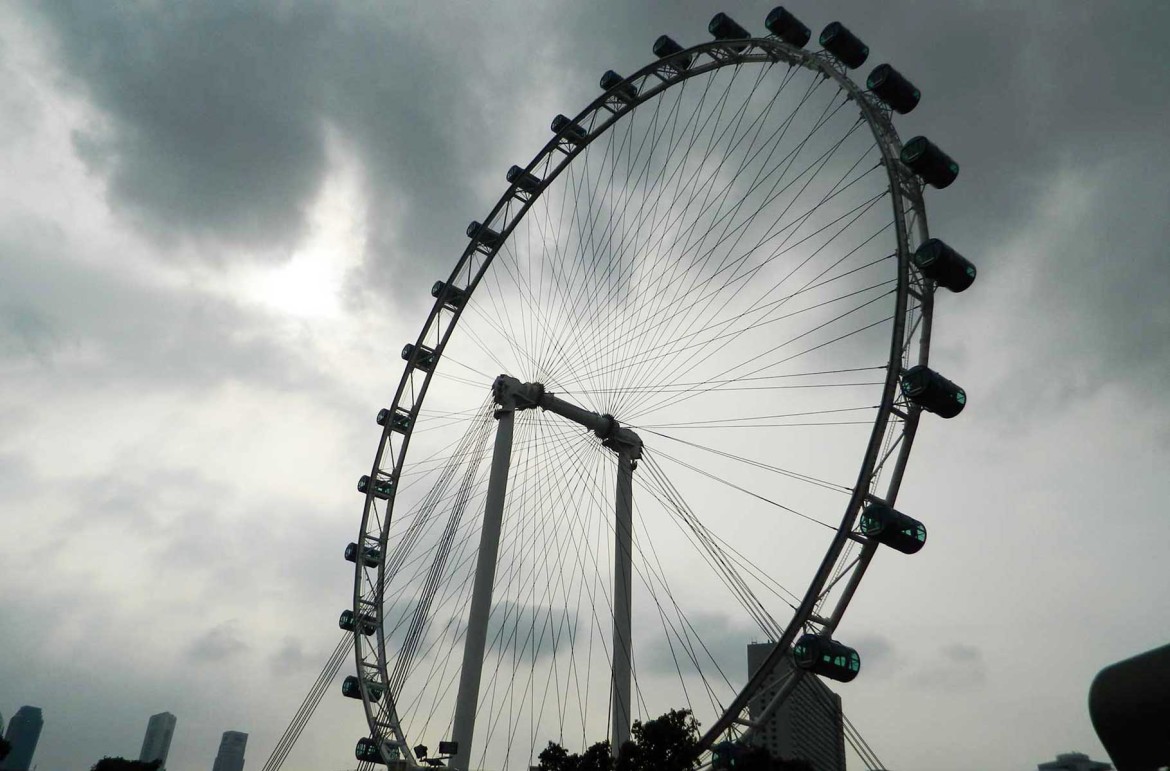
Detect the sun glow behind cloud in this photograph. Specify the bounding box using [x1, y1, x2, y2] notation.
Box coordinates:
[234, 133, 368, 321]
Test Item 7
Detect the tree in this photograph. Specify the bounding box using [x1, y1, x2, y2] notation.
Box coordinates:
[538, 709, 700, 771]
[536, 709, 816, 771]
[538, 740, 613, 771]
[617, 709, 701, 771]
[90, 758, 162, 771]
[0, 737, 11, 762]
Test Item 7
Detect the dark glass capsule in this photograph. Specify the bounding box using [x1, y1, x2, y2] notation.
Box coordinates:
[600, 70, 637, 102]
[342, 675, 384, 702]
[506, 165, 542, 194]
[339, 609, 377, 635]
[819, 22, 869, 69]
[355, 738, 379, 762]
[400, 342, 437, 372]
[900, 365, 966, 418]
[376, 407, 414, 433]
[792, 633, 861, 683]
[866, 63, 921, 114]
[466, 220, 502, 248]
[709, 12, 750, 41]
[345, 541, 382, 567]
[358, 475, 395, 500]
[653, 35, 694, 69]
[765, 7, 811, 48]
[551, 114, 587, 144]
[900, 136, 959, 189]
[712, 741, 747, 771]
[913, 239, 976, 292]
[860, 502, 926, 555]
[355, 737, 401, 763]
[431, 280, 470, 310]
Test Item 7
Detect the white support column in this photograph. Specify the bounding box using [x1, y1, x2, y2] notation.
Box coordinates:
[610, 450, 635, 755]
[450, 408, 515, 771]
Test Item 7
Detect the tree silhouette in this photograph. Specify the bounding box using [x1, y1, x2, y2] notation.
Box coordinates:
[0, 737, 12, 762]
[536, 711, 816, 771]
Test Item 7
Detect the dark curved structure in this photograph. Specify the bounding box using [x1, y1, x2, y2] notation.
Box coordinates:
[1089, 643, 1170, 770]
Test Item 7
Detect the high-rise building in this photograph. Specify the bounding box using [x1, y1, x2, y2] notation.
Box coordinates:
[212, 731, 248, 771]
[1037, 752, 1113, 771]
[139, 712, 178, 768]
[1, 706, 44, 771]
[747, 643, 847, 771]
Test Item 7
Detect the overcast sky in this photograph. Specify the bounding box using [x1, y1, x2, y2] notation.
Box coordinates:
[2, 2, 1169, 771]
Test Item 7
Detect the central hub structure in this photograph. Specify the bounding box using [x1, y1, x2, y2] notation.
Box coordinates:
[449, 375, 643, 770]
[493, 374, 644, 460]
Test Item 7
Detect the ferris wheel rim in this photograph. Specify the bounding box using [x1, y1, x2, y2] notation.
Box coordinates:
[350, 33, 935, 767]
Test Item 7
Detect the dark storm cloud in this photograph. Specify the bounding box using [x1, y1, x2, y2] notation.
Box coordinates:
[26, 1, 540, 286]
[40, 2, 332, 250]
[24, 0, 1170, 400]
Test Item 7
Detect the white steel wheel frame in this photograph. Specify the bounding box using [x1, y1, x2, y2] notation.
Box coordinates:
[350, 33, 938, 769]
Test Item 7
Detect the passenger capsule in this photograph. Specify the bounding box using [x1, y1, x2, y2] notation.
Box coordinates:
[712, 741, 747, 770]
[358, 475, 395, 500]
[765, 7, 811, 48]
[819, 22, 869, 69]
[466, 220, 502, 248]
[600, 70, 637, 102]
[860, 501, 926, 554]
[551, 114, 587, 144]
[900, 136, 959, 189]
[912, 239, 976, 293]
[342, 675, 384, 702]
[400, 342, 437, 372]
[900, 365, 966, 418]
[339, 609, 377, 636]
[431, 280, 470, 310]
[709, 12, 751, 42]
[355, 737, 402, 763]
[866, 63, 920, 114]
[792, 633, 861, 682]
[345, 542, 382, 567]
[377, 407, 413, 433]
[506, 165, 542, 194]
[653, 35, 694, 69]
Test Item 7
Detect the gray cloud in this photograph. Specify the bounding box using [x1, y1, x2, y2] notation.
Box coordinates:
[269, 636, 317, 675]
[187, 620, 249, 663]
[0, 229, 345, 396]
[910, 642, 988, 691]
[41, 2, 333, 251]
[637, 610, 758, 679]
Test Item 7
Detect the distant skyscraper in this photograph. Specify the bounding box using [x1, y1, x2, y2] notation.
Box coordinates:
[212, 731, 248, 771]
[1038, 752, 1113, 771]
[139, 712, 178, 768]
[747, 643, 847, 771]
[1, 706, 44, 771]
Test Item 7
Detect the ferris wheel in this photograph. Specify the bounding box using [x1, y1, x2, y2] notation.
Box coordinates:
[343, 8, 975, 770]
